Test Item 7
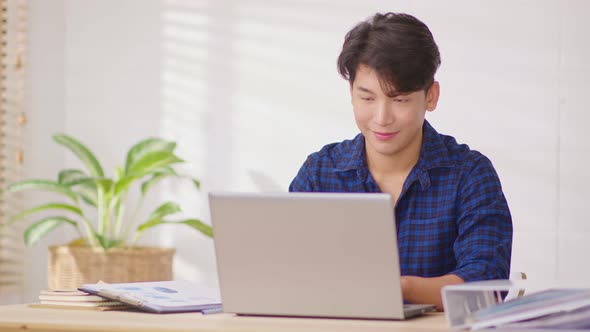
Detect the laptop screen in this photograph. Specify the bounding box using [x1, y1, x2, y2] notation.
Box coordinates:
[209, 192, 407, 319]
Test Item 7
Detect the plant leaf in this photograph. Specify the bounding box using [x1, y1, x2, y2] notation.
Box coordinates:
[153, 166, 178, 176]
[75, 181, 98, 206]
[53, 134, 104, 177]
[191, 178, 201, 190]
[58, 169, 88, 186]
[147, 202, 181, 221]
[140, 173, 169, 196]
[140, 172, 200, 197]
[114, 175, 137, 197]
[177, 219, 213, 238]
[95, 234, 123, 250]
[127, 151, 184, 177]
[136, 202, 182, 234]
[125, 138, 176, 175]
[5, 179, 78, 202]
[7, 203, 82, 226]
[94, 178, 114, 193]
[137, 218, 213, 238]
[136, 218, 162, 233]
[23, 217, 78, 246]
[115, 166, 124, 182]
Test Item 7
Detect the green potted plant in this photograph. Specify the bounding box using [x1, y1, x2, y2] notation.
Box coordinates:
[2, 134, 212, 290]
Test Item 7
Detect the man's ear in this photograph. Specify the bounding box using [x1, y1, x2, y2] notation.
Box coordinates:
[426, 81, 440, 112]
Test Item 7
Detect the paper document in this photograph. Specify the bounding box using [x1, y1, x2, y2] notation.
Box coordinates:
[79, 280, 222, 313]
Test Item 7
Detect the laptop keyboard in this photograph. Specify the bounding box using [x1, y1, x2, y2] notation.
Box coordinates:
[403, 304, 437, 318]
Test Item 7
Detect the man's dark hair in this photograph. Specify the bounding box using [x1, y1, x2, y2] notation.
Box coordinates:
[337, 13, 441, 96]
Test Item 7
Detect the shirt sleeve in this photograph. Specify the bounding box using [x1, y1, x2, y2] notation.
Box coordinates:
[451, 156, 513, 282]
[289, 157, 314, 192]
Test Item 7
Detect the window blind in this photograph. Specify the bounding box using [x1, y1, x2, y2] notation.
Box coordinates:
[0, 0, 26, 296]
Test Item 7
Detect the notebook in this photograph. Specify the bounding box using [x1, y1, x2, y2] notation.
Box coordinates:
[209, 192, 436, 319]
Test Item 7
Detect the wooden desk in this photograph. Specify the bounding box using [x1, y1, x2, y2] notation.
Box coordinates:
[0, 304, 449, 332]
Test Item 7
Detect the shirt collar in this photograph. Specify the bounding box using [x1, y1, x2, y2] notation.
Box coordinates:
[418, 120, 454, 170]
[334, 120, 454, 173]
[334, 133, 366, 172]
[410, 120, 455, 190]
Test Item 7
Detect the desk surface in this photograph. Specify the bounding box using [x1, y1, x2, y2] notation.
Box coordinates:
[0, 304, 449, 332]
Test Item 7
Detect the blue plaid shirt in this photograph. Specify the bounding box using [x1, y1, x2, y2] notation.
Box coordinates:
[289, 120, 512, 282]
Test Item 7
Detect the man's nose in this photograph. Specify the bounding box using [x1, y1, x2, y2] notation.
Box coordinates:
[374, 102, 395, 126]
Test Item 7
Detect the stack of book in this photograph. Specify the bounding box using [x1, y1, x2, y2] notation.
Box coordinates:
[30, 289, 129, 311]
[29, 280, 222, 313]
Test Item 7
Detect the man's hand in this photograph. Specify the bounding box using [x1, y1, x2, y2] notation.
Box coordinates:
[401, 274, 464, 311]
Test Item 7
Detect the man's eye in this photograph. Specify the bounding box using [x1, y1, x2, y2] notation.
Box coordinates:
[394, 98, 408, 103]
[361, 97, 374, 101]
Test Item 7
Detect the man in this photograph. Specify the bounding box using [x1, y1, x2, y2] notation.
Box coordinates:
[289, 12, 512, 310]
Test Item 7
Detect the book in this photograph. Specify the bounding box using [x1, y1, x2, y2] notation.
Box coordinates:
[29, 303, 134, 311]
[79, 280, 222, 314]
[38, 300, 125, 307]
[39, 294, 106, 302]
[33, 288, 130, 311]
[40, 290, 89, 296]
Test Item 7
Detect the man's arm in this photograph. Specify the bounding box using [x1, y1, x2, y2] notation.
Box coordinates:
[401, 274, 464, 311]
[401, 156, 512, 311]
[451, 156, 513, 282]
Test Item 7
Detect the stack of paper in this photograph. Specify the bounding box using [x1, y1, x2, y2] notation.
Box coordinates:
[466, 288, 590, 330]
[30, 290, 128, 311]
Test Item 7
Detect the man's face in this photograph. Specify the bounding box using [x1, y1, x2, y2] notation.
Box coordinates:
[350, 64, 439, 159]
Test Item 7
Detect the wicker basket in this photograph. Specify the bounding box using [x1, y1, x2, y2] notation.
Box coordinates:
[48, 245, 175, 290]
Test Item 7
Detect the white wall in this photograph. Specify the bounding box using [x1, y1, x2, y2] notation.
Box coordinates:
[23, 0, 67, 302]
[22, 0, 590, 301]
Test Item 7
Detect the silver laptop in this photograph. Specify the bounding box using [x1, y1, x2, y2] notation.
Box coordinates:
[209, 192, 436, 319]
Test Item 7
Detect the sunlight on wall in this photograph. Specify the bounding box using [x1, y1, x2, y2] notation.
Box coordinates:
[155, 0, 372, 284]
[157, 0, 218, 285]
